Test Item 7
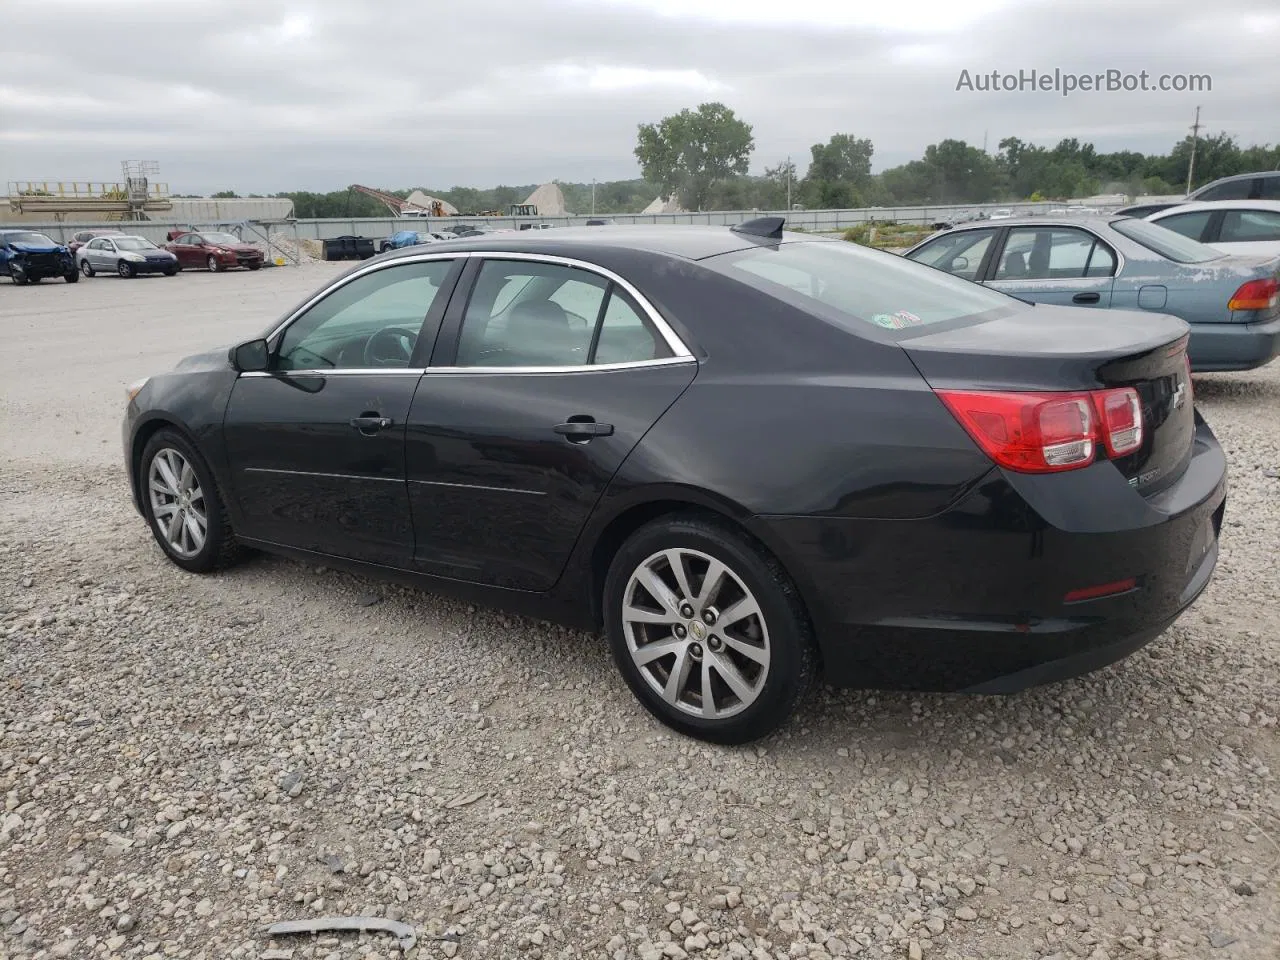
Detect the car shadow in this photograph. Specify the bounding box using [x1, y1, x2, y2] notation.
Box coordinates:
[1191, 373, 1280, 405]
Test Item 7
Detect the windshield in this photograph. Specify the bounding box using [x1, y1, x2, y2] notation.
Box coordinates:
[201, 232, 241, 245]
[707, 239, 1018, 331]
[6, 232, 56, 246]
[1110, 218, 1224, 264]
[115, 237, 157, 251]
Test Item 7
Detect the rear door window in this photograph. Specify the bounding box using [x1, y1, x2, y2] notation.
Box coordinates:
[453, 259, 673, 367]
[992, 227, 1116, 280]
[1219, 209, 1280, 243]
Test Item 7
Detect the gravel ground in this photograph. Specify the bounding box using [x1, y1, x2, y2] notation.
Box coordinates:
[1, 269, 1278, 960]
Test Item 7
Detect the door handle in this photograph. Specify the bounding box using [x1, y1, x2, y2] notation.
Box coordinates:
[554, 418, 614, 442]
[1072, 292, 1101, 304]
[350, 415, 393, 434]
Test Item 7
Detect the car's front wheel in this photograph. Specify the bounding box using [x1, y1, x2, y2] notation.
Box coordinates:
[140, 429, 241, 573]
[207, 255, 220, 272]
[117, 261, 135, 279]
[80, 260, 94, 277]
[604, 515, 816, 745]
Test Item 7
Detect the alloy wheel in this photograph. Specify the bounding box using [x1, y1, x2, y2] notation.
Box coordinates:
[80, 260, 93, 277]
[148, 448, 208, 558]
[622, 548, 771, 719]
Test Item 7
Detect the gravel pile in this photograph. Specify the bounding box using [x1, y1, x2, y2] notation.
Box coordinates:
[1, 278, 1277, 959]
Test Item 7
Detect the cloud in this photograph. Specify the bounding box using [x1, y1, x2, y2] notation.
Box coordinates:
[0, 0, 1276, 193]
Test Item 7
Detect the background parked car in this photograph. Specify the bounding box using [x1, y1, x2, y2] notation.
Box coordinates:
[165, 231, 264, 271]
[1145, 200, 1280, 259]
[1186, 170, 1280, 202]
[0, 230, 77, 284]
[904, 215, 1280, 372]
[68, 229, 126, 256]
[78, 235, 179, 278]
[379, 230, 445, 253]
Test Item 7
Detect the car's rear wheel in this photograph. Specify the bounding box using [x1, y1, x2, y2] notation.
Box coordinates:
[80, 260, 94, 277]
[247, 261, 261, 271]
[140, 429, 241, 573]
[604, 516, 816, 744]
[164, 266, 178, 276]
[207, 255, 220, 273]
[117, 261, 135, 279]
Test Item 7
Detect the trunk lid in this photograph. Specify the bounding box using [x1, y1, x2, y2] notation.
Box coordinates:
[901, 304, 1195, 495]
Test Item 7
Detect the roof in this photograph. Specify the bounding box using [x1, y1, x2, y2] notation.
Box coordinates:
[1148, 199, 1280, 216]
[378, 224, 821, 263]
[941, 214, 1121, 230]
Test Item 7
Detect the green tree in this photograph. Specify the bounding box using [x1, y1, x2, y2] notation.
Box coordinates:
[212, 190, 240, 199]
[801, 134, 874, 209]
[635, 102, 754, 211]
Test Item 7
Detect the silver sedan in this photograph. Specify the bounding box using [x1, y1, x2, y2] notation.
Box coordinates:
[78, 235, 179, 278]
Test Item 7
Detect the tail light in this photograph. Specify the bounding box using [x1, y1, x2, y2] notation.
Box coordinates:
[1228, 277, 1279, 311]
[938, 387, 1144, 474]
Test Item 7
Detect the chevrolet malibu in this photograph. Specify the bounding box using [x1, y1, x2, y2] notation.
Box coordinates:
[123, 221, 1226, 744]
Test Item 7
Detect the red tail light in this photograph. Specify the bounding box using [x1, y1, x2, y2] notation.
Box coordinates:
[1228, 277, 1279, 311]
[938, 387, 1144, 474]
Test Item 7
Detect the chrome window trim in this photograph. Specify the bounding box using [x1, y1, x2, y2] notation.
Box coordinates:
[239, 368, 425, 378]
[261, 249, 694, 366]
[238, 357, 697, 379]
[427, 356, 696, 376]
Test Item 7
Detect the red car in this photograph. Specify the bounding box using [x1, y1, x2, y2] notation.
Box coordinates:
[164, 230, 264, 272]
[68, 229, 126, 255]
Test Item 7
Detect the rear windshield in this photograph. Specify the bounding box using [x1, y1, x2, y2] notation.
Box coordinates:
[1110, 218, 1224, 264]
[706, 239, 1017, 331]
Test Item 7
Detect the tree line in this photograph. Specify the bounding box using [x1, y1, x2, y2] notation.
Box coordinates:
[198, 103, 1279, 217]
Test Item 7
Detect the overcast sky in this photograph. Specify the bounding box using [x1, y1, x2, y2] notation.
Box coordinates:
[2, 0, 1277, 194]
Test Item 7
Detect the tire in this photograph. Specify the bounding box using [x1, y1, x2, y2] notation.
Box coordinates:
[80, 260, 94, 278]
[65, 269, 79, 283]
[139, 428, 242, 573]
[207, 255, 220, 273]
[164, 267, 178, 277]
[117, 261, 135, 279]
[603, 515, 816, 745]
[247, 261, 261, 270]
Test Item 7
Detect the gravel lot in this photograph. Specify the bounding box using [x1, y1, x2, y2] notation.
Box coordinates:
[2, 266, 1278, 960]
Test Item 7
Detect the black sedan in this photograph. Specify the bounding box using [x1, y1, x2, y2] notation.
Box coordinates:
[123, 220, 1226, 744]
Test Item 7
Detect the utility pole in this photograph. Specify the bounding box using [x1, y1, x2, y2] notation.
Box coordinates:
[1185, 105, 1202, 196]
[591, 178, 596, 217]
[983, 129, 988, 154]
[785, 155, 792, 211]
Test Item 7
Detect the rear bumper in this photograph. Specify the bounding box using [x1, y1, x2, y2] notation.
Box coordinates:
[1188, 314, 1280, 372]
[756, 417, 1227, 693]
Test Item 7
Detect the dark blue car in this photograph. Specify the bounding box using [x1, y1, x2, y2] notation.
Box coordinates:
[1, 230, 78, 284]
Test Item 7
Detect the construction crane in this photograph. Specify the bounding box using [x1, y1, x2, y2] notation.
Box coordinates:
[349, 184, 451, 218]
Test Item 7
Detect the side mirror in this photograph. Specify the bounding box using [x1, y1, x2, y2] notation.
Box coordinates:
[952, 256, 969, 272]
[229, 338, 270, 373]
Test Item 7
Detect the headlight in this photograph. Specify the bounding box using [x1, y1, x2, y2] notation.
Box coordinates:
[126, 378, 149, 403]
[122, 252, 145, 262]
